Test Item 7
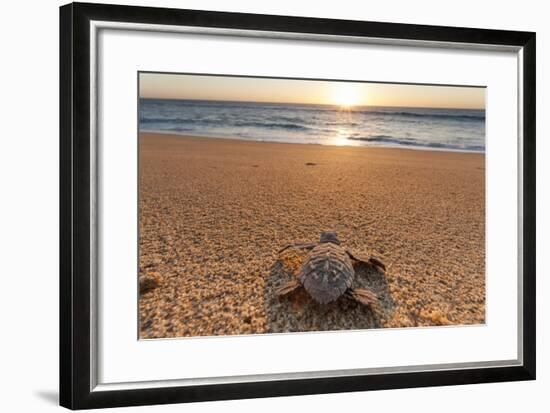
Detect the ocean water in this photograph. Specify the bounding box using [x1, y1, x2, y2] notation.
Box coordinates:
[139, 99, 485, 152]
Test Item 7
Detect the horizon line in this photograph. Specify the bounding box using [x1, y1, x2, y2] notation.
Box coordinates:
[138, 96, 485, 111]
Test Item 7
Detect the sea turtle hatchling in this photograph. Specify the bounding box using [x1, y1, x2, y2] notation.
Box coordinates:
[276, 231, 386, 308]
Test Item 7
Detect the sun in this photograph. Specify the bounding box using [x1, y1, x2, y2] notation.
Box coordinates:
[331, 84, 362, 108]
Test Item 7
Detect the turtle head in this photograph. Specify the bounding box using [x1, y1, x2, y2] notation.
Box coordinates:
[319, 231, 340, 245]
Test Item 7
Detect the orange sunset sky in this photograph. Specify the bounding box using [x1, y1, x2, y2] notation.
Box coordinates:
[139, 72, 485, 110]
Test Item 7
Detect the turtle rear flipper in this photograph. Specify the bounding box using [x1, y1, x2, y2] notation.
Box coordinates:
[347, 288, 381, 314]
[275, 279, 302, 296]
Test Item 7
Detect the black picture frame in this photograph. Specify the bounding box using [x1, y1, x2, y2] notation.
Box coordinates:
[60, 2, 536, 410]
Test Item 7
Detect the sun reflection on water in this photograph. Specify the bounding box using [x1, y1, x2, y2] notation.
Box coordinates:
[327, 109, 361, 146]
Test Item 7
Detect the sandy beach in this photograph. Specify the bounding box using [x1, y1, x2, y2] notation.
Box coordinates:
[139, 132, 485, 339]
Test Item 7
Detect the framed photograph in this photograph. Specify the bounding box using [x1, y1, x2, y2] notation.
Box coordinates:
[59, 2, 536, 409]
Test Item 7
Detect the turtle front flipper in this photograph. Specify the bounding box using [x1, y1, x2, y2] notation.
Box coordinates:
[347, 288, 381, 313]
[275, 278, 302, 296]
[346, 249, 386, 274]
[278, 242, 317, 254]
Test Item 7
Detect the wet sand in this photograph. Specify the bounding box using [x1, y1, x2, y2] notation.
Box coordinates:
[139, 133, 485, 338]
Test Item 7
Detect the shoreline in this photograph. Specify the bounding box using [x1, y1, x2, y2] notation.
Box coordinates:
[139, 129, 486, 155]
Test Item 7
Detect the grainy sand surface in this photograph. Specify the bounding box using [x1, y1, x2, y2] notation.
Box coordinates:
[139, 133, 485, 339]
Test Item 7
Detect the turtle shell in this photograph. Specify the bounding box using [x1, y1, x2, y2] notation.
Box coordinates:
[299, 242, 355, 304]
